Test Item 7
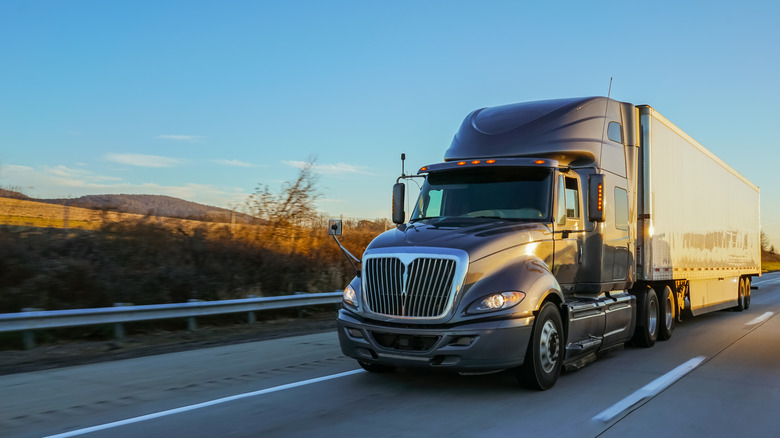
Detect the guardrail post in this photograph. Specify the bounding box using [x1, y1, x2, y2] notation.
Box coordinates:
[187, 299, 202, 331]
[21, 308, 43, 350]
[247, 295, 257, 324]
[22, 330, 35, 350]
[294, 292, 305, 317]
[113, 303, 133, 340]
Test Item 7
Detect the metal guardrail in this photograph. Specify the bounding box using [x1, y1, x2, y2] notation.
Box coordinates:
[0, 292, 343, 349]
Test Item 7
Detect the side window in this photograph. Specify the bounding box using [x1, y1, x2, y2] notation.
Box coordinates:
[608, 121, 623, 143]
[615, 187, 629, 231]
[557, 175, 580, 225]
[565, 177, 579, 219]
[420, 189, 442, 217]
[556, 176, 566, 225]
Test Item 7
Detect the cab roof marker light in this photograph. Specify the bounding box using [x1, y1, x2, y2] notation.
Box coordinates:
[534, 160, 546, 164]
[471, 160, 481, 164]
[419, 166, 428, 172]
[486, 159, 496, 164]
[457, 161, 467, 165]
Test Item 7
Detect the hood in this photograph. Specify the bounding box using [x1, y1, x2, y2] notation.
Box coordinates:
[365, 219, 552, 263]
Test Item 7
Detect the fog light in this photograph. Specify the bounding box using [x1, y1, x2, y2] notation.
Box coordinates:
[452, 336, 475, 346]
[347, 328, 364, 339]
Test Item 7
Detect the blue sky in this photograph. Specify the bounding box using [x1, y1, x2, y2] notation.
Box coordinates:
[1, 1, 779, 247]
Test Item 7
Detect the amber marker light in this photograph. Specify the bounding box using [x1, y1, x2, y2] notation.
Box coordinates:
[419, 166, 428, 172]
[486, 159, 496, 164]
[534, 160, 546, 164]
[597, 183, 604, 211]
[471, 160, 481, 164]
[457, 161, 467, 165]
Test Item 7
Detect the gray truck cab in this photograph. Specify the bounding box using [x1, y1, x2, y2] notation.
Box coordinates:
[336, 97, 644, 389]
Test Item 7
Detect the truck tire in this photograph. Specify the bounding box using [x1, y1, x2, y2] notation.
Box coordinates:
[358, 361, 396, 373]
[632, 287, 659, 348]
[516, 302, 563, 390]
[658, 285, 675, 341]
[745, 277, 751, 310]
[735, 278, 746, 312]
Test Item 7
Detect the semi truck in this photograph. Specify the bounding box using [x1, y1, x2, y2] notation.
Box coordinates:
[330, 97, 761, 390]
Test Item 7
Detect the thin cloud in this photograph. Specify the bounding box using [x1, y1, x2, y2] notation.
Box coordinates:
[46, 165, 122, 182]
[105, 154, 183, 168]
[155, 135, 207, 142]
[283, 160, 373, 176]
[215, 159, 256, 168]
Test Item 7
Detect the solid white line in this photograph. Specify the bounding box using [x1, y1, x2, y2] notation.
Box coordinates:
[43, 369, 365, 438]
[746, 312, 774, 326]
[592, 356, 706, 423]
[752, 278, 780, 287]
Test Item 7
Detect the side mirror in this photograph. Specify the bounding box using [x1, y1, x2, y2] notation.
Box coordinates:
[328, 219, 342, 236]
[588, 174, 605, 222]
[392, 182, 405, 224]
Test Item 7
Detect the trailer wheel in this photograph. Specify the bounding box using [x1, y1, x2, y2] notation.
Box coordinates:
[632, 287, 659, 348]
[735, 278, 746, 312]
[358, 361, 396, 373]
[658, 285, 675, 341]
[745, 277, 751, 310]
[516, 302, 563, 390]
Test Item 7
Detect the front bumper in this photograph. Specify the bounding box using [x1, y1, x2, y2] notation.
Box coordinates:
[337, 309, 534, 372]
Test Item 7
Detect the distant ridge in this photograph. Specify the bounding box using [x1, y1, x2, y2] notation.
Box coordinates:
[0, 190, 252, 223]
[0, 188, 32, 200]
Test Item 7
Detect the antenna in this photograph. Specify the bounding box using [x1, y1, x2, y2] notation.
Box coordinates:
[599, 77, 613, 159]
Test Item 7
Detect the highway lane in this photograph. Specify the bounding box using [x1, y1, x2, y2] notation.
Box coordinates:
[2, 271, 779, 438]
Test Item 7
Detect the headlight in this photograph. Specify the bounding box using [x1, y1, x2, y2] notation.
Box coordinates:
[467, 291, 525, 314]
[343, 284, 358, 308]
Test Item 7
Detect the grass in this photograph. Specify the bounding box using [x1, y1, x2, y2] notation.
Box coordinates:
[762, 261, 780, 273]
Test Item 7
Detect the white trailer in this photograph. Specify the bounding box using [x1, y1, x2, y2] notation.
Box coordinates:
[638, 106, 761, 315]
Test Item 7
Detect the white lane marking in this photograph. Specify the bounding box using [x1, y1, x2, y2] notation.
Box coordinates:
[752, 278, 780, 287]
[746, 312, 774, 326]
[592, 356, 706, 423]
[44, 369, 365, 438]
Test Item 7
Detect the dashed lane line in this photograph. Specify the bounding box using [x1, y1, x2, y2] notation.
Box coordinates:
[592, 356, 707, 423]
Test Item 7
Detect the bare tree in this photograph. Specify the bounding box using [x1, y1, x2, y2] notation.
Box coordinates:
[761, 230, 771, 252]
[246, 157, 321, 232]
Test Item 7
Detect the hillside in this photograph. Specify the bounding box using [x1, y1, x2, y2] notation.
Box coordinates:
[40, 194, 246, 223]
[0, 189, 254, 224]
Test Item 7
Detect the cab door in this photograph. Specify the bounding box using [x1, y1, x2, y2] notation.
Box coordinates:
[552, 173, 583, 292]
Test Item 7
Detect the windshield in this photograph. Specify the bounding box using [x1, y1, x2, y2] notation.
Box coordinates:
[410, 167, 553, 223]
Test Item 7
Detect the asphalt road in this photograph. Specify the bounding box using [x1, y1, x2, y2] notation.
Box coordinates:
[2, 271, 779, 438]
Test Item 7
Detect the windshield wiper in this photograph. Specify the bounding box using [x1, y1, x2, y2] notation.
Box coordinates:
[468, 216, 528, 222]
[409, 216, 445, 223]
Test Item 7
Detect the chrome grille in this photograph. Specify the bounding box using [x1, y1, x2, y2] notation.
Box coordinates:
[364, 256, 457, 318]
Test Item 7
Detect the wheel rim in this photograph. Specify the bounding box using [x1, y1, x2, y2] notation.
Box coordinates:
[648, 297, 658, 336]
[664, 295, 673, 330]
[539, 319, 560, 373]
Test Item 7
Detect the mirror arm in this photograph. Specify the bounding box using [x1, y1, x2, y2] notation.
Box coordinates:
[331, 234, 361, 276]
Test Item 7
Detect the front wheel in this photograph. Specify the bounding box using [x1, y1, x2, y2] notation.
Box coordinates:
[515, 302, 563, 390]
